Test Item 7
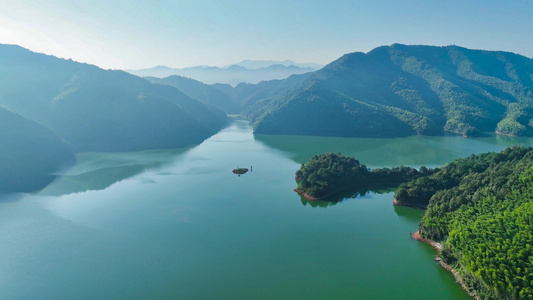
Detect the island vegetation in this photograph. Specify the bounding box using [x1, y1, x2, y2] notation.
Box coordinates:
[232, 167, 249, 175]
[294, 153, 432, 201]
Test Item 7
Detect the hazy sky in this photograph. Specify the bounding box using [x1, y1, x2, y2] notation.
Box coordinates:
[1, 0, 532, 70]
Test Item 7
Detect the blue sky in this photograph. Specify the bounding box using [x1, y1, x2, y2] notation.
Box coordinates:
[1, 0, 532, 69]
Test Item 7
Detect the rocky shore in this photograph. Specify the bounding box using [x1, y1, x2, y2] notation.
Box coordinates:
[412, 232, 480, 300]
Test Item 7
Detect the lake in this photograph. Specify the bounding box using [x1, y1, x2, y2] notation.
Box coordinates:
[2, 119, 532, 299]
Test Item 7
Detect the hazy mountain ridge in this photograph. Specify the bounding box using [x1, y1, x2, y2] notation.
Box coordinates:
[146, 75, 240, 114]
[126, 61, 317, 85]
[0, 44, 228, 192]
[223, 72, 313, 113]
[0, 44, 227, 153]
[147, 72, 313, 115]
[226, 59, 323, 69]
[246, 44, 533, 137]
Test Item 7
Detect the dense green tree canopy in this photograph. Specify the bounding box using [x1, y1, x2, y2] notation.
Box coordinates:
[246, 44, 533, 138]
[298, 148, 533, 298]
[295, 153, 428, 200]
[396, 146, 533, 299]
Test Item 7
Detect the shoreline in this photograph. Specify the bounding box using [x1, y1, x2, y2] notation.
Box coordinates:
[293, 185, 374, 202]
[412, 232, 480, 300]
[294, 182, 396, 202]
[495, 130, 518, 137]
[392, 198, 427, 209]
[293, 188, 320, 201]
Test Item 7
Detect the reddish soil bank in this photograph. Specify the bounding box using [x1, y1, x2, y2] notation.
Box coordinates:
[412, 231, 479, 300]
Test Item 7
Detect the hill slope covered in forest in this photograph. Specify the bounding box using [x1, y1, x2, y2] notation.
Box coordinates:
[147, 73, 313, 115]
[0, 44, 227, 152]
[0, 44, 228, 193]
[247, 44, 533, 137]
[297, 147, 533, 299]
[395, 146, 533, 299]
[146, 75, 240, 114]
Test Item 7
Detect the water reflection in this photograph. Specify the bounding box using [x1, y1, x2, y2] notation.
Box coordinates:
[39, 165, 148, 196]
[298, 186, 395, 208]
[254, 133, 462, 167]
[38, 147, 191, 196]
[230, 117, 254, 131]
[300, 197, 337, 208]
[0, 193, 25, 203]
[253, 132, 527, 168]
[393, 204, 424, 222]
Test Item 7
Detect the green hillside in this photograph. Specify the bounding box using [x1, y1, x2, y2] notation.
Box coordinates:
[395, 146, 533, 299]
[232, 73, 312, 113]
[297, 147, 533, 299]
[0, 44, 227, 152]
[146, 75, 240, 114]
[247, 44, 533, 137]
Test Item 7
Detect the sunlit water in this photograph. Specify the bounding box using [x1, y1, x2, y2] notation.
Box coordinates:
[2, 119, 533, 299]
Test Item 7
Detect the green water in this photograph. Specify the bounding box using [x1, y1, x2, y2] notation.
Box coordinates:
[2, 119, 532, 299]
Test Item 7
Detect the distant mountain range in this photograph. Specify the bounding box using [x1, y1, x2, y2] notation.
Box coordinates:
[147, 75, 240, 114]
[226, 59, 323, 70]
[244, 44, 533, 138]
[147, 73, 312, 114]
[126, 60, 320, 86]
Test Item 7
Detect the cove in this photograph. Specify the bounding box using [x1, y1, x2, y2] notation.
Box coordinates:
[1, 119, 532, 299]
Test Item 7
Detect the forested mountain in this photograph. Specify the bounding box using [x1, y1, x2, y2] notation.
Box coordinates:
[220, 73, 313, 114]
[247, 44, 533, 137]
[0, 44, 227, 152]
[126, 63, 316, 86]
[395, 146, 533, 299]
[146, 75, 240, 114]
[146, 72, 313, 115]
[0, 107, 75, 193]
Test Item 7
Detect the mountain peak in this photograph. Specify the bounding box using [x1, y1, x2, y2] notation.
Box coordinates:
[247, 44, 533, 138]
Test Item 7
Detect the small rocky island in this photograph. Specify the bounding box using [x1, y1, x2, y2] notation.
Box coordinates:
[294, 153, 430, 201]
[232, 167, 249, 175]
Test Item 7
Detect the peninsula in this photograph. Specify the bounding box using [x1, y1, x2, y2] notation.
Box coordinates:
[298, 148, 533, 299]
[396, 146, 533, 299]
[294, 153, 430, 201]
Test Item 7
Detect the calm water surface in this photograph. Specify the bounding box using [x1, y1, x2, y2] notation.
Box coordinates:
[2, 119, 533, 299]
